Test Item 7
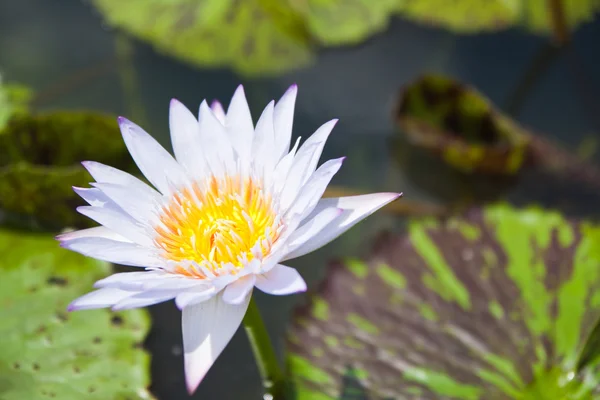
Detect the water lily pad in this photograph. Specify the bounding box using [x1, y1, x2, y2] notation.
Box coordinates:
[0, 111, 135, 229]
[287, 203, 600, 399]
[286, 0, 397, 45]
[0, 228, 153, 399]
[395, 0, 600, 36]
[92, 0, 313, 76]
[395, 74, 531, 175]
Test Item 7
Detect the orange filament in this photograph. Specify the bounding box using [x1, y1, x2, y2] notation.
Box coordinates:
[154, 176, 281, 278]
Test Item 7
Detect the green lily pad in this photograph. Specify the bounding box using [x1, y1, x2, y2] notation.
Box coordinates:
[0, 228, 153, 399]
[395, 0, 600, 36]
[395, 74, 531, 175]
[286, 0, 397, 45]
[92, 0, 313, 76]
[0, 111, 135, 230]
[287, 203, 600, 399]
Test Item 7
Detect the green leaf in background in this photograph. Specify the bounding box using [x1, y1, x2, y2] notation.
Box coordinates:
[395, 0, 517, 33]
[92, 0, 313, 76]
[0, 111, 136, 230]
[286, 0, 397, 45]
[0, 74, 32, 131]
[287, 203, 600, 399]
[0, 229, 153, 399]
[395, 74, 530, 175]
[395, 0, 600, 36]
[520, 0, 600, 35]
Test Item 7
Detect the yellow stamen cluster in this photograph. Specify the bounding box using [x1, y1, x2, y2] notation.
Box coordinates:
[154, 176, 280, 278]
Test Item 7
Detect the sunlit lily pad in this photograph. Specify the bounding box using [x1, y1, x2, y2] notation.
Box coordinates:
[92, 0, 313, 76]
[286, 0, 397, 45]
[0, 229, 153, 399]
[395, 0, 600, 36]
[287, 203, 600, 399]
[395, 74, 531, 175]
[0, 111, 135, 229]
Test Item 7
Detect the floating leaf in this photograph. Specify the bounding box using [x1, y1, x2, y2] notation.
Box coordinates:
[92, 0, 313, 76]
[0, 111, 135, 229]
[287, 203, 600, 399]
[395, 0, 600, 36]
[0, 229, 153, 399]
[286, 0, 397, 45]
[396, 74, 531, 175]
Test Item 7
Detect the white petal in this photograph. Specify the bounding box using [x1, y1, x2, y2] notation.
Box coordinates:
[210, 100, 226, 124]
[60, 237, 163, 268]
[81, 161, 162, 201]
[285, 157, 345, 222]
[68, 288, 137, 311]
[252, 101, 276, 183]
[255, 264, 307, 295]
[273, 84, 297, 162]
[182, 293, 250, 394]
[169, 99, 207, 179]
[285, 206, 343, 253]
[271, 136, 301, 194]
[175, 287, 217, 309]
[56, 226, 129, 242]
[73, 187, 116, 209]
[300, 120, 338, 181]
[283, 119, 337, 200]
[225, 85, 254, 164]
[77, 205, 152, 246]
[198, 101, 235, 175]
[93, 271, 170, 289]
[93, 182, 158, 224]
[284, 192, 401, 260]
[278, 142, 319, 210]
[222, 275, 256, 305]
[118, 117, 189, 194]
[112, 290, 178, 310]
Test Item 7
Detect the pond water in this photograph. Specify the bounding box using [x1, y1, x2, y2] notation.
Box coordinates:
[1, 1, 599, 398]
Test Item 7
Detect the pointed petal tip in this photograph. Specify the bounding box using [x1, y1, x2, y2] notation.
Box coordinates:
[66, 302, 78, 312]
[186, 376, 202, 395]
[116, 116, 127, 124]
[210, 99, 222, 108]
[235, 84, 245, 92]
[170, 98, 181, 106]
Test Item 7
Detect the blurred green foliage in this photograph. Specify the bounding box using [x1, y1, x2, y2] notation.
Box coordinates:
[0, 229, 153, 400]
[0, 74, 32, 131]
[91, 0, 599, 75]
[0, 111, 136, 230]
[287, 203, 600, 399]
[396, 74, 530, 175]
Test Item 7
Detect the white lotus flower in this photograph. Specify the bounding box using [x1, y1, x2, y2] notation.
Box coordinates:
[58, 85, 400, 394]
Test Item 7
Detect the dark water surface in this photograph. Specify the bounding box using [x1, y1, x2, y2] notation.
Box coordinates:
[1, 1, 600, 399]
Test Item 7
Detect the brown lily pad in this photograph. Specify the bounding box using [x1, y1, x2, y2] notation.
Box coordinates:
[287, 203, 600, 399]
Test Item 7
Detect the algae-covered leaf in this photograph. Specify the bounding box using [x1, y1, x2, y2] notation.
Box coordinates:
[395, 0, 600, 36]
[0, 111, 135, 229]
[395, 74, 530, 175]
[0, 229, 153, 399]
[395, 0, 517, 33]
[92, 0, 313, 76]
[286, 0, 397, 45]
[287, 203, 600, 399]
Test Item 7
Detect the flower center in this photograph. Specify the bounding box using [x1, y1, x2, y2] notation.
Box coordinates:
[153, 176, 281, 278]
